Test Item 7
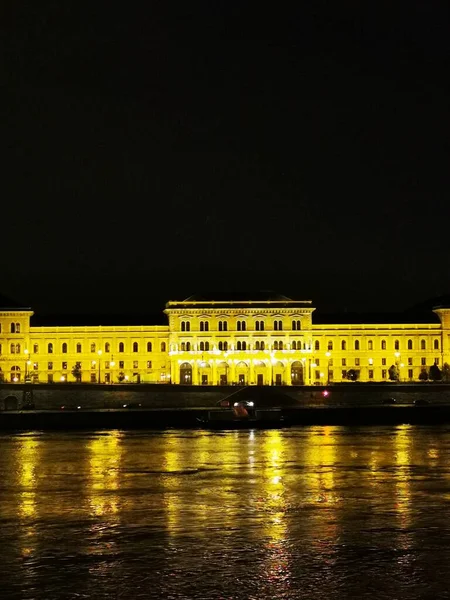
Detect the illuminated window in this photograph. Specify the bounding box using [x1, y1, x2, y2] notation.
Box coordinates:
[355, 358, 360, 366]
[62, 343, 67, 354]
[434, 339, 439, 350]
[407, 339, 413, 350]
[133, 342, 138, 352]
[161, 342, 166, 352]
[394, 340, 400, 351]
[105, 342, 110, 353]
[341, 340, 346, 351]
[381, 340, 386, 350]
[16, 344, 20, 354]
[119, 361, 124, 369]
[76, 343, 82, 353]
[33, 344, 39, 353]
[421, 340, 426, 350]
[147, 361, 152, 368]
[105, 361, 110, 368]
[181, 342, 186, 351]
[315, 340, 320, 351]
[224, 341, 228, 351]
[382, 369, 387, 379]
[368, 340, 373, 350]
[421, 357, 426, 366]
[147, 342, 152, 352]
[48, 343, 53, 354]
[62, 362, 67, 370]
[382, 358, 386, 366]
[16, 323, 20, 333]
[90, 374, 96, 383]
[354, 340, 360, 351]
[368, 369, 374, 379]
[10, 343, 15, 354]
[327, 341, 333, 351]
[91, 343, 96, 353]
[408, 357, 413, 365]
[119, 342, 124, 352]
[133, 360, 138, 369]
[48, 362, 53, 370]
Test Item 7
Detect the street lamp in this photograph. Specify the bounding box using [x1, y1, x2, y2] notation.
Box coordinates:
[24, 349, 31, 381]
[395, 352, 401, 382]
[325, 351, 331, 385]
[97, 349, 102, 383]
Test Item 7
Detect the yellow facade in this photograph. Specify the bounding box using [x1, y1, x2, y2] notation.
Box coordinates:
[0, 294, 449, 385]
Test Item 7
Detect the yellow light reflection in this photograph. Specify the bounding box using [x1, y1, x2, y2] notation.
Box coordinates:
[394, 424, 412, 531]
[88, 431, 122, 517]
[17, 435, 41, 520]
[304, 426, 338, 505]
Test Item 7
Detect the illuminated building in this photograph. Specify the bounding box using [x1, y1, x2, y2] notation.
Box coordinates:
[0, 292, 449, 385]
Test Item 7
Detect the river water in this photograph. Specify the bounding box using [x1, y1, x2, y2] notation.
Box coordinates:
[1, 426, 450, 599]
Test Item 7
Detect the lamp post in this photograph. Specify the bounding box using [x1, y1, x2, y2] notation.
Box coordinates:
[110, 356, 115, 384]
[325, 351, 331, 385]
[97, 349, 102, 383]
[395, 352, 401, 382]
[24, 349, 30, 381]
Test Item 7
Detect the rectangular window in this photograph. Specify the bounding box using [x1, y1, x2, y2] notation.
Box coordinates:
[90, 373, 97, 383]
[408, 357, 413, 366]
[48, 362, 53, 370]
[133, 360, 138, 369]
[119, 361, 124, 369]
[105, 361, 110, 369]
[435, 358, 440, 365]
[355, 358, 360, 366]
[62, 362, 67, 370]
[329, 370, 333, 381]
[368, 369, 374, 379]
[382, 358, 386, 366]
[382, 369, 387, 379]
[147, 360, 152, 368]
[33, 363, 38, 370]
[91, 361, 96, 369]
[342, 358, 346, 366]
[342, 369, 347, 379]
[315, 359, 320, 366]
[104, 373, 110, 383]
[48, 374, 53, 383]
[421, 357, 426, 366]
[315, 371, 320, 380]
[33, 344, 38, 354]
[408, 369, 413, 379]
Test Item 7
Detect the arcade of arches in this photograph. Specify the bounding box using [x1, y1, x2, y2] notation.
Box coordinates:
[178, 360, 304, 386]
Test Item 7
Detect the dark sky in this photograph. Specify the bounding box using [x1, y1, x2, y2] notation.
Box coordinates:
[3, 2, 449, 317]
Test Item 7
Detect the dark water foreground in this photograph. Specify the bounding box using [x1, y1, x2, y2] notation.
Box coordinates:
[1, 426, 450, 599]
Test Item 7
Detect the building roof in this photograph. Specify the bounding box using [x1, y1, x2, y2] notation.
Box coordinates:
[31, 313, 168, 327]
[0, 293, 32, 311]
[313, 310, 440, 325]
[167, 291, 313, 310]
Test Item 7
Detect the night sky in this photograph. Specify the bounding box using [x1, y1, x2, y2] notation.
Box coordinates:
[3, 2, 449, 317]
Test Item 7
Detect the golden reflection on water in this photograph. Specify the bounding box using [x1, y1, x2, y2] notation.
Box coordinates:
[88, 431, 123, 517]
[17, 435, 41, 520]
[394, 425, 412, 528]
[305, 426, 338, 505]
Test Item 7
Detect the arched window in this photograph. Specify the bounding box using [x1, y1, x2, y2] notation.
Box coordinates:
[278, 320, 283, 331]
[10, 323, 15, 333]
[185, 342, 190, 352]
[292, 320, 296, 331]
[10, 343, 15, 354]
[421, 339, 426, 350]
[327, 341, 333, 351]
[256, 321, 260, 331]
[368, 340, 373, 351]
[199, 341, 204, 351]
[91, 343, 96, 353]
[355, 340, 360, 350]
[62, 343, 68, 354]
[407, 339, 413, 350]
[205, 322, 209, 332]
[76, 343, 82, 353]
[205, 341, 210, 351]
[219, 341, 223, 351]
[200, 321, 204, 331]
[105, 342, 110, 353]
[242, 341, 247, 351]
[237, 341, 242, 350]
[273, 341, 278, 350]
[181, 322, 186, 332]
[147, 342, 152, 352]
[133, 342, 138, 352]
[218, 321, 222, 331]
[223, 321, 228, 331]
[279, 341, 283, 350]
[15, 323, 20, 333]
[394, 340, 400, 351]
[224, 341, 228, 351]
[48, 343, 53, 354]
[161, 342, 166, 352]
[260, 341, 264, 351]
[341, 340, 346, 351]
[255, 341, 260, 350]
[16, 344, 20, 354]
[119, 342, 124, 353]
[274, 321, 278, 331]
[434, 339, 439, 350]
[186, 323, 190, 332]
[381, 340, 386, 350]
[314, 340, 320, 351]
[292, 341, 296, 350]
[296, 320, 301, 330]
[33, 344, 39, 353]
[181, 342, 186, 351]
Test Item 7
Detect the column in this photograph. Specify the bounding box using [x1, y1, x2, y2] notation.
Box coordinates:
[212, 360, 217, 385]
[192, 361, 199, 385]
[249, 360, 255, 385]
[285, 361, 291, 385]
